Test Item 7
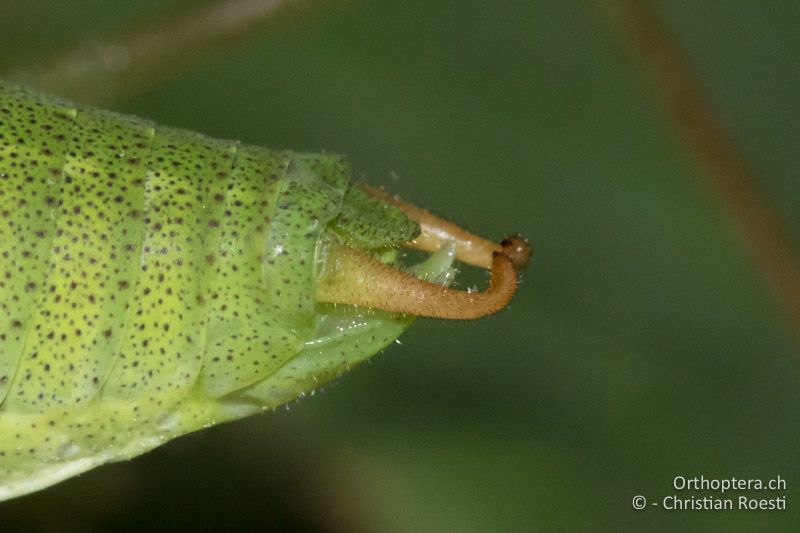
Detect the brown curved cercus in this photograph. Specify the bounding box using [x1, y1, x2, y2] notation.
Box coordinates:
[316, 185, 532, 320]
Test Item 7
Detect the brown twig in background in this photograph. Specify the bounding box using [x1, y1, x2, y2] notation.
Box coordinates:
[5, 0, 308, 104]
[598, 0, 800, 339]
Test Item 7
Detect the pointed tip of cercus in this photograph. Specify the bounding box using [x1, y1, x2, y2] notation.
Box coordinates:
[500, 234, 532, 271]
[317, 186, 532, 321]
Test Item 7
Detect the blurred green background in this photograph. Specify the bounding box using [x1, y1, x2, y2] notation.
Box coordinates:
[1, 0, 798, 530]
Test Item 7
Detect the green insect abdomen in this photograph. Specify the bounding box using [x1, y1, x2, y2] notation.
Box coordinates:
[0, 81, 431, 498]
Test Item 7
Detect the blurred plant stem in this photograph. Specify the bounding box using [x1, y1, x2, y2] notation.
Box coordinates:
[3, 0, 310, 105]
[597, 0, 800, 341]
